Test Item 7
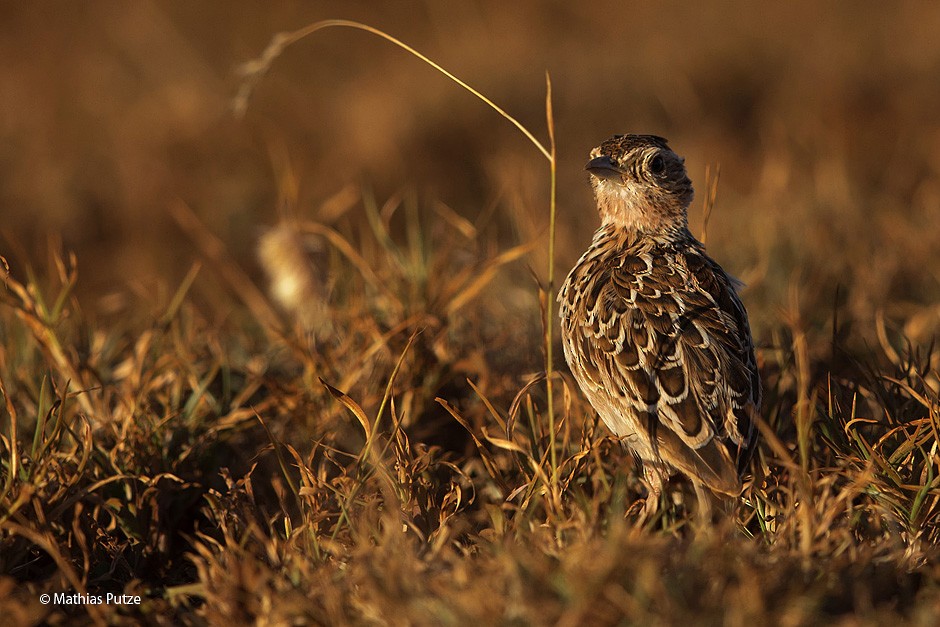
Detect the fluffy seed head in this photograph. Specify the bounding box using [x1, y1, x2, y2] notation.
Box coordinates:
[258, 223, 333, 339]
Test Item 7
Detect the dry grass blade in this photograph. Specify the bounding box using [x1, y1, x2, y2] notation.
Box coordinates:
[466, 378, 508, 432]
[875, 309, 902, 367]
[0, 375, 17, 497]
[161, 261, 202, 325]
[254, 410, 303, 513]
[435, 397, 507, 488]
[700, 163, 720, 245]
[507, 372, 547, 439]
[365, 329, 420, 461]
[445, 240, 536, 316]
[298, 221, 393, 300]
[320, 378, 372, 439]
[433, 202, 478, 240]
[481, 426, 528, 454]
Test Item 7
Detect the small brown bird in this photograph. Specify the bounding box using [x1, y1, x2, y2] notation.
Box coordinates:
[558, 134, 760, 518]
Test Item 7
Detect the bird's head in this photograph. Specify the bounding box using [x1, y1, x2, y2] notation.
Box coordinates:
[586, 134, 694, 237]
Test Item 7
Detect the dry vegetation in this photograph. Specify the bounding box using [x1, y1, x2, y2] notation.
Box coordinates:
[2, 2, 940, 625]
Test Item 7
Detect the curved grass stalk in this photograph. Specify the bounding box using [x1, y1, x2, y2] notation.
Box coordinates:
[235, 20, 551, 163]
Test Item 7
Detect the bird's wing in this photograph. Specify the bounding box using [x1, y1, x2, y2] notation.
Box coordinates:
[574, 244, 759, 494]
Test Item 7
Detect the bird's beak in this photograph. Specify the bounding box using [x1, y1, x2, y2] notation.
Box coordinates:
[585, 155, 623, 181]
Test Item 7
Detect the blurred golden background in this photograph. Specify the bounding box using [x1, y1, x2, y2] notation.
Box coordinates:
[5, 7, 940, 622]
[3, 1, 939, 339]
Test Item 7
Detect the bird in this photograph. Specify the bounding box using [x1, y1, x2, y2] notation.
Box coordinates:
[557, 134, 761, 520]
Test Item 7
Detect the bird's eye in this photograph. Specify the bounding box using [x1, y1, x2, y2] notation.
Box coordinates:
[649, 155, 665, 175]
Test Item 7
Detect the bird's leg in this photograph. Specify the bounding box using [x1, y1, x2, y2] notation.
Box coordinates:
[692, 482, 714, 530]
[640, 465, 666, 523]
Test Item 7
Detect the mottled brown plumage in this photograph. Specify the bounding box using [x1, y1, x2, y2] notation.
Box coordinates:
[558, 135, 760, 514]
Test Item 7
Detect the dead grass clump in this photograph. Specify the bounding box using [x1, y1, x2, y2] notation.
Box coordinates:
[3, 192, 940, 623]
